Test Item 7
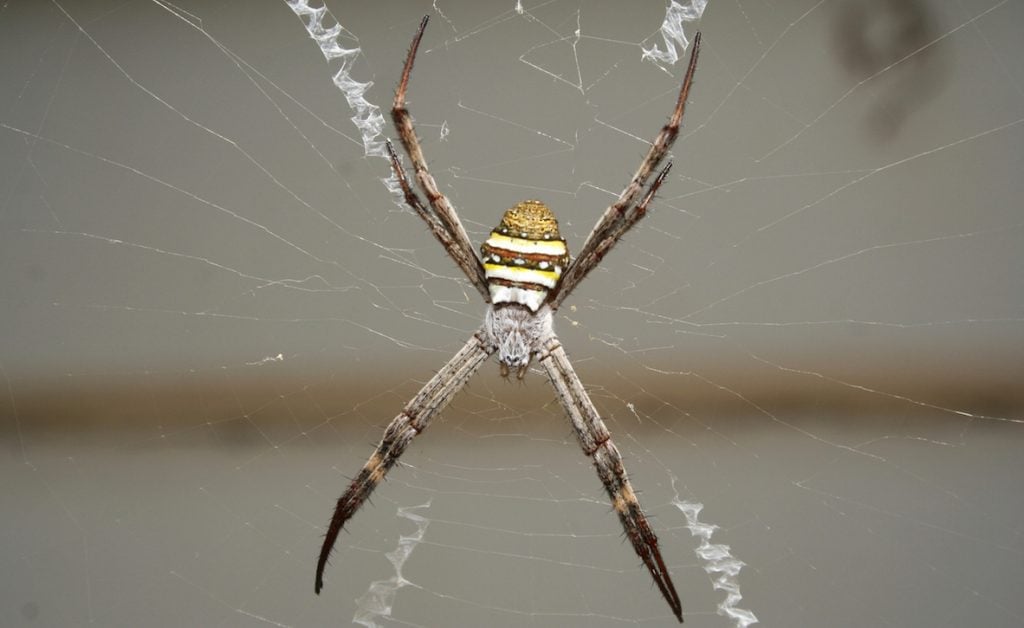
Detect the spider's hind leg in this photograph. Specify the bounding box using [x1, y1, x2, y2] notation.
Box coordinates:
[389, 15, 489, 300]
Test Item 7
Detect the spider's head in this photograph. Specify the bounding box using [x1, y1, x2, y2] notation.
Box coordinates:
[480, 200, 569, 313]
[485, 302, 554, 380]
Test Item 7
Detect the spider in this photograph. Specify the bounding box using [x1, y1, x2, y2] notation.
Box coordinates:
[315, 16, 701, 623]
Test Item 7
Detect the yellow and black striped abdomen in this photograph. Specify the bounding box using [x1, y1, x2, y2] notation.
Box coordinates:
[481, 200, 569, 312]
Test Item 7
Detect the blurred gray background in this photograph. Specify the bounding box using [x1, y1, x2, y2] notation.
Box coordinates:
[1, 0, 1022, 626]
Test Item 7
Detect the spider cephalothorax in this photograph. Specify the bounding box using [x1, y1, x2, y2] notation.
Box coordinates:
[484, 302, 552, 378]
[481, 200, 567, 377]
[316, 15, 700, 623]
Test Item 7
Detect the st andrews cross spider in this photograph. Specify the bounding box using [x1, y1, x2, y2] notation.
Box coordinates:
[316, 16, 701, 623]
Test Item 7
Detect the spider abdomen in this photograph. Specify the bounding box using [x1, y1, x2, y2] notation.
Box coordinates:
[481, 200, 569, 312]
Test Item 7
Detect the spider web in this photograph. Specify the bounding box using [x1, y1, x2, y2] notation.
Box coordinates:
[2, 1, 1023, 626]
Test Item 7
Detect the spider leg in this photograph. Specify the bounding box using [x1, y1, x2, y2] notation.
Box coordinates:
[386, 140, 488, 298]
[390, 15, 489, 300]
[550, 162, 673, 310]
[551, 32, 701, 308]
[315, 329, 495, 594]
[537, 335, 684, 622]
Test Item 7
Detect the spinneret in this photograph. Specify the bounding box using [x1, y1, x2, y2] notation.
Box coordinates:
[481, 200, 569, 311]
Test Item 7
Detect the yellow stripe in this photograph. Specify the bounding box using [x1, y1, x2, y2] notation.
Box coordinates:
[486, 232, 567, 256]
[484, 263, 561, 283]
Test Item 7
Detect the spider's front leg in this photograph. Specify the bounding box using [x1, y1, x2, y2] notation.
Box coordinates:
[315, 329, 495, 594]
[538, 335, 684, 622]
